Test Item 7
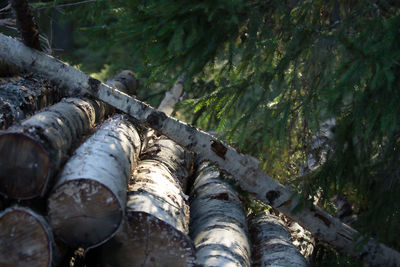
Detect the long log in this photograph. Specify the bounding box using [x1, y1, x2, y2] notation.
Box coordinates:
[0, 74, 63, 130]
[0, 70, 137, 199]
[0, 33, 399, 265]
[99, 137, 196, 266]
[190, 161, 251, 267]
[249, 212, 308, 267]
[0, 206, 61, 267]
[47, 114, 141, 250]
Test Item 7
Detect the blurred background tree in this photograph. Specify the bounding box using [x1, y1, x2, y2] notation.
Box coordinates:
[1, 0, 399, 265]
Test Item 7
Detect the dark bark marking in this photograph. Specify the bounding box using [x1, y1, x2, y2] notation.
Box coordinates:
[265, 190, 281, 205]
[210, 192, 229, 201]
[146, 111, 167, 130]
[277, 198, 292, 208]
[88, 78, 101, 94]
[211, 140, 227, 160]
[314, 212, 331, 227]
[337, 232, 352, 242]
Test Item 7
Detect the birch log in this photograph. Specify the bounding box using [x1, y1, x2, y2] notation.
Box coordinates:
[0, 74, 63, 129]
[190, 161, 251, 267]
[0, 206, 57, 267]
[47, 114, 141, 249]
[249, 212, 308, 267]
[0, 70, 137, 199]
[0, 33, 399, 265]
[99, 136, 196, 267]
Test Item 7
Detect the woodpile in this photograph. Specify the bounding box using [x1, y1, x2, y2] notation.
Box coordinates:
[0, 70, 308, 266]
[2, 33, 399, 266]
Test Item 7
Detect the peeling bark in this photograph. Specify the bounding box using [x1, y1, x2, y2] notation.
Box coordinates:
[189, 161, 251, 267]
[98, 137, 196, 266]
[0, 206, 58, 267]
[0, 33, 399, 266]
[48, 114, 141, 249]
[249, 212, 308, 267]
[0, 74, 63, 130]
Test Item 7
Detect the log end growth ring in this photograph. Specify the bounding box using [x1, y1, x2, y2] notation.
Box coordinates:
[0, 132, 50, 199]
[0, 207, 52, 267]
[48, 179, 124, 249]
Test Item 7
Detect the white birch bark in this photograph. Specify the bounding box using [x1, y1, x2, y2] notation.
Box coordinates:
[0, 33, 399, 266]
[0, 74, 63, 129]
[249, 212, 308, 267]
[99, 136, 196, 267]
[47, 114, 141, 250]
[190, 161, 251, 267]
[0, 206, 59, 267]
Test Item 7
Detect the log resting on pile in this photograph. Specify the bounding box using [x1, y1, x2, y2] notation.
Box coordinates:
[0, 71, 138, 199]
[0, 206, 59, 267]
[99, 136, 196, 267]
[48, 114, 141, 249]
[1, 33, 399, 266]
[189, 161, 251, 267]
[249, 212, 308, 267]
[0, 74, 63, 130]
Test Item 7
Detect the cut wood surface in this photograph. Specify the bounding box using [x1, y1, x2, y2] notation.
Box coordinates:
[1, 33, 399, 265]
[190, 161, 251, 267]
[249, 212, 308, 267]
[0, 206, 55, 267]
[48, 114, 141, 249]
[99, 136, 196, 266]
[0, 74, 63, 129]
[0, 70, 138, 199]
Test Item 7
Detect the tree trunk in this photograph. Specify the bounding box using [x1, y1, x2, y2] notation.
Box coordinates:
[157, 74, 185, 116]
[189, 161, 251, 267]
[98, 136, 196, 267]
[11, 0, 42, 51]
[0, 206, 61, 267]
[47, 114, 141, 250]
[0, 74, 63, 130]
[0, 33, 399, 266]
[0, 70, 138, 199]
[249, 212, 308, 267]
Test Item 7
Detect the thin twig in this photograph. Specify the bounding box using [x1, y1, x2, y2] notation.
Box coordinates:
[36, 0, 97, 10]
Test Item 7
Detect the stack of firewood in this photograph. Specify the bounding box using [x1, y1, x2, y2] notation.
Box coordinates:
[0, 71, 310, 267]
